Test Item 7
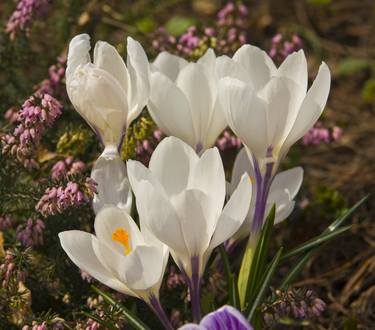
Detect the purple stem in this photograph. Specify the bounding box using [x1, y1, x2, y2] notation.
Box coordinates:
[149, 294, 174, 330]
[251, 156, 274, 234]
[180, 256, 202, 323]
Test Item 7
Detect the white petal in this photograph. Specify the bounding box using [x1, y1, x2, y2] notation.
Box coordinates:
[135, 180, 188, 260]
[93, 41, 130, 95]
[188, 147, 226, 222]
[126, 37, 150, 124]
[209, 173, 252, 250]
[151, 51, 188, 81]
[270, 167, 303, 199]
[116, 245, 166, 291]
[233, 44, 276, 90]
[91, 146, 132, 214]
[219, 77, 268, 160]
[276, 50, 308, 97]
[282, 62, 331, 151]
[204, 99, 227, 148]
[176, 63, 213, 146]
[230, 148, 255, 194]
[127, 159, 161, 196]
[94, 206, 144, 255]
[216, 55, 248, 81]
[149, 136, 198, 197]
[68, 66, 128, 146]
[170, 189, 213, 257]
[58, 231, 134, 296]
[66, 34, 91, 84]
[148, 72, 197, 147]
[259, 77, 303, 150]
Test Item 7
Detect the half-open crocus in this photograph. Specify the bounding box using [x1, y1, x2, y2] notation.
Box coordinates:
[228, 148, 303, 240]
[218, 45, 330, 234]
[127, 137, 252, 322]
[66, 34, 150, 214]
[59, 207, 173, 330]
[179, 305, 253, 330]
[148, 50, 227, 153]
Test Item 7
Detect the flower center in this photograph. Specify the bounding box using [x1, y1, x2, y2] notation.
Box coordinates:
[112, 228, 131, 255]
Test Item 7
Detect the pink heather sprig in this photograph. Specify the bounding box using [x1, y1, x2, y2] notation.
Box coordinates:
[1, 93, 62, 168]
[269, 33, 303, 63]
[16, 218, 45, 247]
[4, 107, 19, 124]
[37, 57, 66, 98]
[35, 178, 97, 217]
[5, 0, 51, 40]
[216, 130, 242, 151]
[0, 250, 26, 286]
[166, 265, 185, 290]
[135, 129, 163, 165]
[0, 215, 13, 231]
[51, 157, 86, 179]
[302, 122, 343, 146]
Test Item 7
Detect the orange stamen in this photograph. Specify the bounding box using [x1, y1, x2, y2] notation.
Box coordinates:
[112, 228, 131, 255]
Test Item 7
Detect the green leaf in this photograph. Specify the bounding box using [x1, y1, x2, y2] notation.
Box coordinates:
[281, 225, 351, 260]
[279, 196, 367, 289]
[219, 245, 240, 309]
[91, 286, 151, 330]
[336, 58, 371, 76]
[307, 0, 331, 6]
[247, 247, 284, 321]
[81, 311, 119, 330]
[239, 205, 276, 309]
[165, 16, 196, 36]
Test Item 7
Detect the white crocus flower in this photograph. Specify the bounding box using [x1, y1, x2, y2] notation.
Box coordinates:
[59, 206, 168, 303]
[148, 50, 227, 153]
[218, 45, 331, 172]
[127, 136, 252, 321]
[66, 34, 150, 214]
[228, 148, 303, 240]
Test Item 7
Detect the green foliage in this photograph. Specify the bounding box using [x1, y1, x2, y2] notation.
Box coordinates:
[165, 16, 196, 36]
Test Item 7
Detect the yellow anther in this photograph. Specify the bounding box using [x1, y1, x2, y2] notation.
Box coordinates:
[112, 228, 131, 255]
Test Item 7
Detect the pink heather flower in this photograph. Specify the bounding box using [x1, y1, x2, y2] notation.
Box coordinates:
[166, 265, 185, 289]
[1, 93, 62, 168]
[6, 0, 50, 39]
[0, 215, 13, 231]
[0, 250, 26, 287]
[36, 178, 97, 217]
[269, 33, 303, 62]
[302, 123, 343, 145]
[80, 270, 94, 283]
[4, 107, 19, 124]
[135, 129, 164, 165]
[85, 319, 100, 330]
[51, 157, 85, 179]
[37, 57, 66, 98]
[216, 131, 242, 151]
[16, 218, 45, 247]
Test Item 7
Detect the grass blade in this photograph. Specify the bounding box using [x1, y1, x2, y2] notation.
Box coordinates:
[81, 311, 119, 330]
[91, 285, 151, 330]
[247, 247, 284, 321]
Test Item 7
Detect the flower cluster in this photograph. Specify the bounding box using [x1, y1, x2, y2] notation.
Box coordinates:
[151, 1, 249, 59]
[0, 250, 26, 286]
[135, 129, 163, 165]
[302, 123, 343, 145]
[0, 215, 13, 231]
[216, 130, 242, 151]
[2, 93, 62, 168]
[16, 218, 45, 247]
[51, 157, 85, 179]
[35, 178, 97, 217]
[37, 57, 66, 98]
[262, 289, 326, 327]
[269, 33, 303, 62]
[5, 0, 51, 39]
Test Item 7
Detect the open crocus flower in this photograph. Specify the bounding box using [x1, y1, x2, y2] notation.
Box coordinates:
[127, 136, 252, 321]
[66, 34, 150, 214]
[148, 50, 227, 153]
[66, 33, 150, 147]
[218, 45, 331, 172]
[179, 305, 253, 330]
[228, 148, 303, 240]
[59, 207, 173, 329]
